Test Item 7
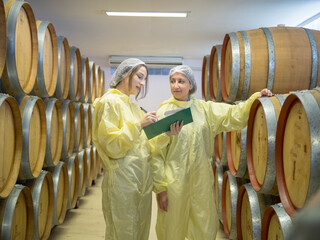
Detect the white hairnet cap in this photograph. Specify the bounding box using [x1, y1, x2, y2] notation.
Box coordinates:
[169, 65, 197, 95]
[110, 58, 146, 88]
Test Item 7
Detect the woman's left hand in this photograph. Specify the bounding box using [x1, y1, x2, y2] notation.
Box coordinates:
[258, 88, 273, 98]
[166, 121, 183, 136]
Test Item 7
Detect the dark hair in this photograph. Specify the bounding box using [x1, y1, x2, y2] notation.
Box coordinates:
[127, 64, 149, 100]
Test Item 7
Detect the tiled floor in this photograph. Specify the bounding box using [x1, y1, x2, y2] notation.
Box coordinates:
[49, 174, 228, 239]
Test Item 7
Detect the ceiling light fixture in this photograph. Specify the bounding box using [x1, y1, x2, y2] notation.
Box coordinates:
[105, 11, 188, 18]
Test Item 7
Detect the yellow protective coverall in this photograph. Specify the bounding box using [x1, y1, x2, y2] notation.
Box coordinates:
[150, 92, 260, 240]
[92, 89, 152, 240]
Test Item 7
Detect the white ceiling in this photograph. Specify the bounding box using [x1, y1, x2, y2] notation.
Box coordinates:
[27, 0, 320, 68]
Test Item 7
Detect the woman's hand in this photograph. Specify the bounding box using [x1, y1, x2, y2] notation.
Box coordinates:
[258, 88, 273, 98]
[166, 121, 183, 136]
[157, 191, 168, 212]
[140, 111, 158, 128]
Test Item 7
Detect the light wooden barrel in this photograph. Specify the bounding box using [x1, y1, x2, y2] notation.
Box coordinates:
[16, 95, 46, 180]
[61, 99, 75, 159]
[43, 98, 63, 167]
[73, 102, 84, 153]
[27, 170, 54, 240]
[215, 131, 228, 166]
[275, 89, 320, 216]
[80, 56, 89, 103]
[0, 0, 6, 77]
[212, 161, 226, 223]
[0, 184, 34, 240]
[46, 161, 68, 226]
[101, 70, 105, 96]
[86, 146, 94, 186]
[32, 21, 58, 98]
[68, 46, 82, 101]
[222, 170, 246, 239]
[54, 36, 70, 100]
[95, 64, 101, 98]
[236, 183, 273, 240]
[261, 203, 292, 240]
[201, 54, 210, 101]
[209, 44, 223, 102]
[88, 61, 96, 103]
[0, 94, 22, 198]
[66, 154, 79, 209]
[2, 0, 38, 96]
[83, 103, 92, 148]
[227, 127, 248, 178]
[220, 27, 320, 102]
[247, 95, 286, 195]
[77, 151, 87, 197]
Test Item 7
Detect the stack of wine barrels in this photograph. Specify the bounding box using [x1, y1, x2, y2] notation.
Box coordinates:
[0, 0, 105, 239]
[202, 26, 320, 239]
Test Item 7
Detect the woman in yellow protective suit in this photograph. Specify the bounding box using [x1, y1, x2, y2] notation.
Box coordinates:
[92, 58, 163, 240]
[150, 65, 273, 240]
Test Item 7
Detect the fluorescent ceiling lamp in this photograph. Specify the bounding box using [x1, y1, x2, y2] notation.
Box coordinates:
[106, 11, 187, 18]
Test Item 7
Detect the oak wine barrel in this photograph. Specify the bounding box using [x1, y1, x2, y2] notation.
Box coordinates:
[221, 27, 320, 102]
[0, 93, 22, 198]
[275, 89, 320, 216]
[54, 36, 70, 100]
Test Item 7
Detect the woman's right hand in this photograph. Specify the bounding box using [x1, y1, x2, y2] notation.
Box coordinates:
[140, 111, 158, 128]
[157, 191, 168, 212]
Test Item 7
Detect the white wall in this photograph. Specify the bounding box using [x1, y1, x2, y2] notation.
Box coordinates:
[95, 58, 204, 112]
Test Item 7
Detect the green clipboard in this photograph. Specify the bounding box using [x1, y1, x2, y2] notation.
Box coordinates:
[143, 107, 193, 140]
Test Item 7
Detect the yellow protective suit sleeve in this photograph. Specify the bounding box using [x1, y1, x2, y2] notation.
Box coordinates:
[149, 133, 170, 194]
[150, 91, 260, 194]
[207, 91, 260, 135]
[92, 92, 142, 161]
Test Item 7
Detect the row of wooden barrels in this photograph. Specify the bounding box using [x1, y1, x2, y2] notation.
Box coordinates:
[0, 93, 94, 199]
[202, 26, 320, 103]
[211, 87, 320, 239]
[213, 165, 290, 240]
[0, 0, 105, 102]
[0, 146, 103, 240]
